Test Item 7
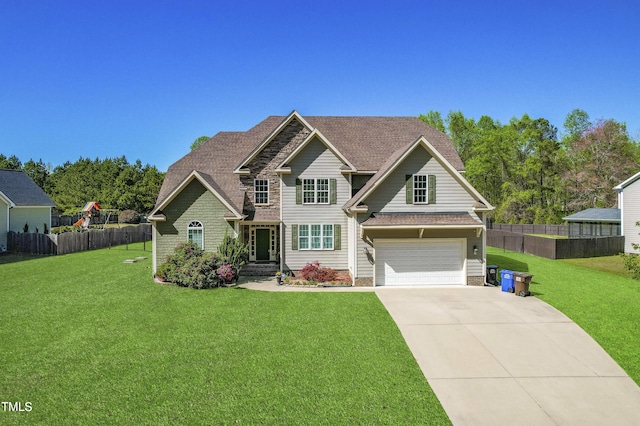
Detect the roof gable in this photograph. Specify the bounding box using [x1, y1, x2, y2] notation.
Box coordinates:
[344, 137, 492, 211]
[0, 169, 56, 207]
[614, 171, 640, 190]
[233, 111, 313, 173]
[149, 170, 243, 220]
[276, 129, 355, 173]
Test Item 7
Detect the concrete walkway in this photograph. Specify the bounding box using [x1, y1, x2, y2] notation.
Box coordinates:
[239, 279, 640, 425]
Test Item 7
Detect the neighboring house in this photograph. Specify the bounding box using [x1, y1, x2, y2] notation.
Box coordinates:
[614, 172, 640, 253]
[149, 111, 494, 286]
[0, 169, 57, 251]
[562, 208, 621, 238]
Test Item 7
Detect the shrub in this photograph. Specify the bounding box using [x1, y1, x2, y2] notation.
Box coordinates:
[216, 264, 236, 283]
[119, 210, 140, 224]
[621, 253, 640, 279]
[217, 235, 249, 270]
[159, 242, 221, 289]
[300, 261, 337, 282]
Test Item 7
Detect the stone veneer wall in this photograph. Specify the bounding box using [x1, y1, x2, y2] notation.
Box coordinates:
[467, 275, 484, 286]
[241, 119, 311, 214]
[354, 277, 374, 287]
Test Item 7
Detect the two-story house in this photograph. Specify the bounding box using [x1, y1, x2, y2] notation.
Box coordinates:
[149, 111, 493, 286]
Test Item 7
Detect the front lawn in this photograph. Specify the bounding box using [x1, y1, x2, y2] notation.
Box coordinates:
[488, 247, 640, 384]
[0, 244, 449, 425]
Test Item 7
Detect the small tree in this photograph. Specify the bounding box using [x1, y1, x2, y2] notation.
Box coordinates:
[620, 221, 640, 279]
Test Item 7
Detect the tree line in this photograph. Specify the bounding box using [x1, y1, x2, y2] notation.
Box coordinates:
[420, 109, 639, 224]
[0, 155, 165, 215]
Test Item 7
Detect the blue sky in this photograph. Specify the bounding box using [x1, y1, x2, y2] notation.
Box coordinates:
[1, 0, 639, 172]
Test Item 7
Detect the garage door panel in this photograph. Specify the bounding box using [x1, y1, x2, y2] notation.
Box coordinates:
[376, 240, 465, 286]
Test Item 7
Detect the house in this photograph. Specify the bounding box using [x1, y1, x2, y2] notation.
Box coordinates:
[0, 169, 57, 251]
[149, 111, 494, 286]
[562, 208, 621, 238]
[614, 172, 640, 253]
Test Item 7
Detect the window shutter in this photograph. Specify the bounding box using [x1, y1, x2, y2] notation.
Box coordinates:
[295, 178, 302, 204]
[292, 224, 298, 250]
[428, 174, 436, 204]
[334, 224, 341, 250]
[330, 178, 337, 204]
[405, 175, 413, 204]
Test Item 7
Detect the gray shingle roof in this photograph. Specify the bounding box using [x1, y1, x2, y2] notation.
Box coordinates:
[362, 212, 482, 227]
[562, 208, 621, 223]
[153, 114, 464, 216]
[0, 169, 56, 207]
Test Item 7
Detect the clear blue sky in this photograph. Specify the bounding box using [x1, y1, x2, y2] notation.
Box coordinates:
[1, 0, 639, 172]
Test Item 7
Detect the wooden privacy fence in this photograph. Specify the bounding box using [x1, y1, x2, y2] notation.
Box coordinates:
[8, 224, 151, 255]
[489, 223, 569, 236]
[487, 230, 624, 260]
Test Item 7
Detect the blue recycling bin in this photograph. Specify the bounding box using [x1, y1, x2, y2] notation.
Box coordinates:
[500, 269, 514, 293]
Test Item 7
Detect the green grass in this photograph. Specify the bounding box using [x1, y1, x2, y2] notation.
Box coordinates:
[561, 255, 631, 278]
[0, 244, 450, 425]
[526, 233, 568, 239]
[488, 247, 640, 384]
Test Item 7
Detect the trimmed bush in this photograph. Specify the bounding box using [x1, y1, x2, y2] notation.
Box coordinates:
[158, 242, 221, 289]
[300, 261, 337, 283]
[119, 210, 140, 224]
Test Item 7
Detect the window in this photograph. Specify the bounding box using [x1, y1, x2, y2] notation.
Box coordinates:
[413, 174, 428, 204]
[302, 178, 330, 204]
[187, 220, 204, 248]
[298, 224, 333, 250]
[254, 179, 269, 204]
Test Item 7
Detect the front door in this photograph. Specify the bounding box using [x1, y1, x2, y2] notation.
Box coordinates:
[255, 228, 270, 261]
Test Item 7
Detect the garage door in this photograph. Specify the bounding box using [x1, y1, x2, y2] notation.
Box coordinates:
[375, 239, 465, 286]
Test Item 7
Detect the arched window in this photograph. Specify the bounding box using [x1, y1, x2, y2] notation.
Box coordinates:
[187, 220, 204, 249]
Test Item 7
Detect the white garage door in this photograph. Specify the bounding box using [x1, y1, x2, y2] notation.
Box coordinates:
[375, 239, 465, 286]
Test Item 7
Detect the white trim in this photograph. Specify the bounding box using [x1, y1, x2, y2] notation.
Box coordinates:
[152, 225, 158, 275]
[233, 110, 315, 173]
[298, 223, 334, 250]
[254, 178, 269, 205]
[373, 238, 467, 286]
[302, 178, 330, 204]
[614, 171, 640, 190]
[413, 174, 429, 204]
[149, 170, 243, 219]
[187, 220, 204, 249]
[0, 190, 15, 207]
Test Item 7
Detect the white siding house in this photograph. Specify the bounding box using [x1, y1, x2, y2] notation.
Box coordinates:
[615, 172, 640, 253]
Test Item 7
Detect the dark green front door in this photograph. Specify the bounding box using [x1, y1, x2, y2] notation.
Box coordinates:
[256, 229, 270, 261]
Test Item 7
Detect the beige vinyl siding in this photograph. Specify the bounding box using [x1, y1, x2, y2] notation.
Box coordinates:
[356, 222, 374, 278]
[155, 179, 235, 267]
[347, 213, 355, 278]
[622, 180, 640, 253]
[282, 137, 349, 271]
[359, 146, 485, 279]
[9, 207, 51, 233]
[364, 148, 477, 213]
[0, 198, 8, 249]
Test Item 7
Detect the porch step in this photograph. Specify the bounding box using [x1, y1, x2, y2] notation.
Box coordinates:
[240, 263, 280, 276]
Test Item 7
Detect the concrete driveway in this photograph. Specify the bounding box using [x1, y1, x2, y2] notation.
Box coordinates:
[376, 286, 640, 426]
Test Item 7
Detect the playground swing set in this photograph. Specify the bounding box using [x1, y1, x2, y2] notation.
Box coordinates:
[73, 201, 119, 229]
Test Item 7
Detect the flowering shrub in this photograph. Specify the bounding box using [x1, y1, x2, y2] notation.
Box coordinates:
[300, 261, 337, 283]
[216, 264, 236, 283]
[157, 242, 221, 289]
